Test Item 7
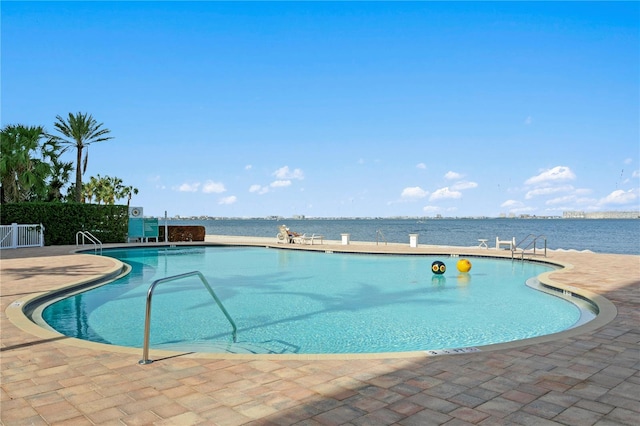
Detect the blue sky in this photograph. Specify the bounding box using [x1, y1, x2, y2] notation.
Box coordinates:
[2, 1, 639, 218]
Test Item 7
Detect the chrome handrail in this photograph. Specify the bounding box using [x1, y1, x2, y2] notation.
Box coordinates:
[514, 234, 536, 250]
[139, 271, 237, 365]
[529, 235, 547, 258]
[513, 234, 547, 259]
[75, 231, 102, 255]
[376, 229, 387, 245]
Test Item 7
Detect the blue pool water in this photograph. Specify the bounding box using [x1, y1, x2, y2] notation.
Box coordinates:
[42, 246, 584, 354]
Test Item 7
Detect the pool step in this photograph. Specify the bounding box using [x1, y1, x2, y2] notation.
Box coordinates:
[154, 340, 297, 354]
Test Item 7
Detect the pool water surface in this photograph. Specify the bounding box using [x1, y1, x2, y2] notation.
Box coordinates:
[42, 246, 587, 354]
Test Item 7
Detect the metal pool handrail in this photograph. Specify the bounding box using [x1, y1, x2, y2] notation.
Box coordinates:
[513, 234, 547, 259]
[139, 271, 237, 365]
[75, 231, 102, 255]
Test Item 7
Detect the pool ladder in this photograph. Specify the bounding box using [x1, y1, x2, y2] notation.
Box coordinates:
[513, 234, 547, 259]
[139, 271, 237, 365]
[75, 231, 102, 255]
[376, 229, 388, 245]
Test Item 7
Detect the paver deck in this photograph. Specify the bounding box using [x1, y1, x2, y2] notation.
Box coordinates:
[1, 238, 638, 425]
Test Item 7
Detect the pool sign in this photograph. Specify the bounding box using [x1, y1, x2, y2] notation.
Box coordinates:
[128, 218, 159, 240]
[424, 347, 481, 356]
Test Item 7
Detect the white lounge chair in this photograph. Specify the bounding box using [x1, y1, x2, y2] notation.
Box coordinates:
[277, 225, 305, 244]
[277, 225, 323, 244]
[298, 233, 324, 245]
[276, 225, 292, 243]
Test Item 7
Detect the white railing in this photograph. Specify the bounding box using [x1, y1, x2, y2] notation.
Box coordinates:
[0, 223, 45, 249]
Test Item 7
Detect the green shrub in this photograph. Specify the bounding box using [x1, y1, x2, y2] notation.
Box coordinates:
[1, 202, 128, 245]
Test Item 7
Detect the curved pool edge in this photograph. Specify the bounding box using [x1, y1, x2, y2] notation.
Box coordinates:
[477, 264, 618, 354]
[5, 252, 127, 347]
[5, 243, 620, 361]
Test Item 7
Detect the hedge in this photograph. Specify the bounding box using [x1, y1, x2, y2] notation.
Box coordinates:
[1, 202, 128, 245]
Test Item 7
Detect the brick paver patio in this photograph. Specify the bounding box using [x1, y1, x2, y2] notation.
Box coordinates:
[1, 239, 638, 425]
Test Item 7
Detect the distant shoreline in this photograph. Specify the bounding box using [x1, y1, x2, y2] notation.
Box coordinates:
[154, 215, 639, 221]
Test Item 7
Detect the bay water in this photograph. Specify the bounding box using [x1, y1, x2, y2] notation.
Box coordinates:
[164, 218, 639, 255]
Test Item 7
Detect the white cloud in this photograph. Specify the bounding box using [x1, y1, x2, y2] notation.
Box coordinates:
[270, 180, 291, 188]
[632, 170, 639, 178]
[416, 163, 426, 170]
[525, 185, 574, 199]
[248, 166, 303, 195]
[429, 187, 462, 201]
[444, 171, 463, 180]
[202, 180, 226, 194]
[575, 188, 592, 195]
[501, 199, 524, 208]
[177, 182, 200, 192]
[545, 193, 596, 206]
[500, 199, 533, 213]
[274, 166, 304, 180]
[401, 186, 428, 199]
[599, 189, 639, 205]
[245, 164, 252, 170]
[451, 181, 478, 191]
[218, 196, 237, 205]
[525, 166, 576, 185]
[510, 205, 535, 214]
[249, 184, 269, 194]
[624, 158, 633, 165]
[524, 116, 533, 125]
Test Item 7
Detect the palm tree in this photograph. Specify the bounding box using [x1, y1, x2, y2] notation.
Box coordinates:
[82, 174, 138, 206]
[84, 174, 111, 204]
[99, 176, 119, 205]
[52, 112, 113, 202]
[121, 185, 139, 208]
[0, 124, 60, 202]
[45, 156, 74, 202]
[82, 175, 100, 203]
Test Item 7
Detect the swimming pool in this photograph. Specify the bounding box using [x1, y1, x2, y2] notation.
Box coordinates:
[41, 246, 593, 355]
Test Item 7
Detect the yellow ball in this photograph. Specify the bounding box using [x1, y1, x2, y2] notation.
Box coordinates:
[456, 259, 472, 273]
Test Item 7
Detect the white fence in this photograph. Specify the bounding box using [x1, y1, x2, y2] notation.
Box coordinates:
[0, 223, 45, 249]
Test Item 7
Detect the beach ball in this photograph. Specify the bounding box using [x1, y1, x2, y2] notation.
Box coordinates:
[456, 259, 472, 273]
[431, 261, 446, 275]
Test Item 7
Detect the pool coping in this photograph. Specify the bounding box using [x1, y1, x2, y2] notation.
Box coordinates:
[5, 242, 619, 362]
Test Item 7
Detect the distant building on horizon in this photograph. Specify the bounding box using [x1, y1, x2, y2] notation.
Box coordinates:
[563, 211, 639, 219]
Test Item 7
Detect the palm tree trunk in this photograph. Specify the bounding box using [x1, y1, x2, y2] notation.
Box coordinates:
[75, 145, 83, 202]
